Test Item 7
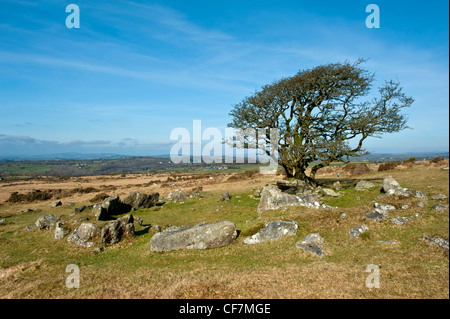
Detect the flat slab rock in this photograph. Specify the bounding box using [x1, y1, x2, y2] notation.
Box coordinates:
[243, 220, 298, 244]
[149, 221, 237, 252]
[422, 235, 449, 250]
[363, 208, 389, 222]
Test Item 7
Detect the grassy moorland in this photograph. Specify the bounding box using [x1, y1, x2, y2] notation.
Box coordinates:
[0, 160, 448, 298]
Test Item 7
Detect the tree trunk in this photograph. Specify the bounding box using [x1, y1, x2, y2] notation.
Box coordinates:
[281, 163, 317, 187]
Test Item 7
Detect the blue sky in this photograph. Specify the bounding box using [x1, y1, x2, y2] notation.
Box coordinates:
[0, 0, 448, 157]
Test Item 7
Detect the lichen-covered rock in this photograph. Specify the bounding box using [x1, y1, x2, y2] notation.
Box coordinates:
[257, 185, 327, 214]
[93, 196, 131, 221]
[349, 225, 369, 238]
[363, 208, 389, 222]
[355, 180, 375, 191]
[432, 204, 448, 211]
[150, 221, 237, 252]
[67, 223, 101, 247]
[422, 235, 449, 250]
[243, 220, 298, 244]
[390, 217, 411, 226]
[35, 214, 60, 230]
[382, 176, 402, 193]
[101, 214, 135, 245]
[54, 221, 70, 239]
[164, 189, 187, 202]
[295, 233, 325, 258]
[374, 203, 396, 211]
[122, 192, 159, 210]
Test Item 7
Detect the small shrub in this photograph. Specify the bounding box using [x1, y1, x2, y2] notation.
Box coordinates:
[404, 157, 415, 163]
[378, 161, 400, 171]
[430, 157, 444, 164]
[7, 190, 53, 203]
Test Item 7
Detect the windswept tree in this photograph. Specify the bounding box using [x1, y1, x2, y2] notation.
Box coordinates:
[228, 60, 413, 186]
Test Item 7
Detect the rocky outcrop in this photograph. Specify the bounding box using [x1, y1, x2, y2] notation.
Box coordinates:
[93, 196, 131, 221]
[149, 221, 237, 252]
[67, 223, 101, 247]
[122, 192, 159, 210]
[382, 176, 402, 193]
[101, 214, 135, 245]
[243, 220, 298, 244]
[35, 214, 60, 230]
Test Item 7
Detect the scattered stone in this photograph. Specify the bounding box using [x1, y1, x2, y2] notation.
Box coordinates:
[91, 247, 103, 253]
[54, 221, 70, 239]
[431, 194, 448, 200]
[299, 233, 324, 244]
[101, 214, 135, 245]
[243, 220, 298, 244]
[74, 217, 89, 222]
[349, 225, 369, 238]
[355, 180, 375, 191]
[67, 223, 101, 247]
[374, 203, 396, 211]
[122, 192, 159, 210]
[51, 200, 62, 208]
[152, 225, 161, 232]
[422, 235, 449, 250]
[0, 219, 6, 225]
[363, 208, 389, 222]
[401, 204, 409, 210]
[65, 202, 76, 206]
[390, 217, 411, 226]
[150, 221, 237, 252]
[378, 240, 398, 245]
[416, 202, 425, 208]
[432, 204, 448, 211]
[340, 213, 347, 220]
[296, 242, 325, 258]
[35, 214, 60, 230]
[413, 190, 428, 200]
[219, 192, 231, 201]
